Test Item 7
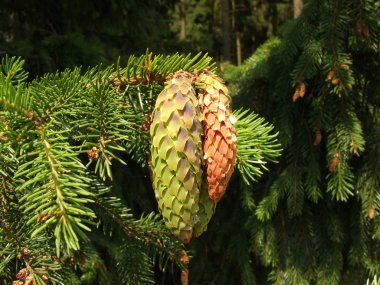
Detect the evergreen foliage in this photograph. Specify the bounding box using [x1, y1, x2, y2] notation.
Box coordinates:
[222, 0, 380, 283]
[0, 52, 280, 283]
[367, 276, 380, 285]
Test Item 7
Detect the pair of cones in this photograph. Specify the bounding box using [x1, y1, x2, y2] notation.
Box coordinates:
[150, 70, 236, 242]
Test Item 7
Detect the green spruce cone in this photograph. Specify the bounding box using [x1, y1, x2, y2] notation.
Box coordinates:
[150, 71, 203, 243]
[193, 180, 215, 237]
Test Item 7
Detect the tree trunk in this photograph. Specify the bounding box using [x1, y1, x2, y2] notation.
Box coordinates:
[236, 31, 242, 65]
[179, 0, 186, 40]
[293, 0, 303, 18]
[231, 0, 242, 65]
[271, 3, 279, 35]
[221, 0, 231, 61]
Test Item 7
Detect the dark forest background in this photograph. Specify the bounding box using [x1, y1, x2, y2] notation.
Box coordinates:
[0, 0, 299, 76]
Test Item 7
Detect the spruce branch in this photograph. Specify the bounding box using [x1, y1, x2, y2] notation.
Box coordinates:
[0, 77, 34, 118]
[115, 52, 215, 87]
[224, 0, 380, 282]
[15, 123, 95, 256]
[255, 169, 287, 221]
[72, 67, 134, 180]
[115, 239, 155, 285]
[290, 40, 323, 86]
[234, 108, 282, 185]
[367, 276, 380, 285]
[357, 118, 380, 221]
[0, 55, 29, 84]
[72, 243, 112, 284]
[93, 194, 186, 268]
[325, 110, 365, 201]
[28, 67, 85, 119]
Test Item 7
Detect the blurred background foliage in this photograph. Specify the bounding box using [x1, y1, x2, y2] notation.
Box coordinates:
[0, 0, 293, 76]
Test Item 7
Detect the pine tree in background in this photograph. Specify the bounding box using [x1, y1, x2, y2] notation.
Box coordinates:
[221, 0, 380, 284]
[0, 52, 281, 284]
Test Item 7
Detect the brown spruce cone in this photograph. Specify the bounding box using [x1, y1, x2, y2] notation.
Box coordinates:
[196, 70, 237, 203]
